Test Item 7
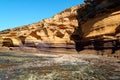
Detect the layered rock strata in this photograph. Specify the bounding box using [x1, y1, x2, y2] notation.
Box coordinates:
[0, 5, 83, 49]
[71, 1, 120, 57]
[0, 1, 120, 58]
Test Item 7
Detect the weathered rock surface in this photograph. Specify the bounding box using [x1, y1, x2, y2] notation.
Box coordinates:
[70, 0, 120, 57]
[71, 2, 120, 41]
[0, 5, 83, 49]
[0, 1, 120, 57]
[81, 9, 120, 39]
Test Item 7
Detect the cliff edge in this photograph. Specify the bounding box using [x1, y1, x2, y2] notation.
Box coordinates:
[0, 5, 83, 49]
[0, 0, 120, 57]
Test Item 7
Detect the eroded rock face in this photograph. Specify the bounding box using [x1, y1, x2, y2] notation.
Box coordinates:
[72, 0, 120, 42]
[0, 5, 83, 48]
[2, 38, 22, 47]
[71, 3, 120, 42]
[70, 1, 120, 55]
[0, 1, 120, 55]
[81, 10, 120, 39]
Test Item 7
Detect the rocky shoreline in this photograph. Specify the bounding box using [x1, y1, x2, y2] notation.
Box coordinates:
[0, 51, 120, 80]
[1, 46, 120, 60]
[0, 46, 76, 54]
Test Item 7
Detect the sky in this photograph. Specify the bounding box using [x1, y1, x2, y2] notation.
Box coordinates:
[0, 0, 84, 31]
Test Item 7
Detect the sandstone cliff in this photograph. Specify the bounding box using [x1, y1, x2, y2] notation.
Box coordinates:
[0, 1, 120, 54]
[71, 1, 120, 42]
[0, 4, 83, 49]
[70, 0, 120, 55]
[80, 8, 120, 40]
